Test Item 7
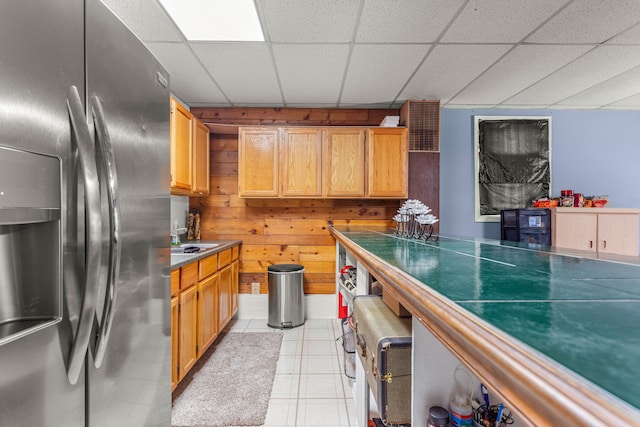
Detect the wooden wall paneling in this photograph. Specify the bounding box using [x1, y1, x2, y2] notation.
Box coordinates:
[190, 106, 404, 295]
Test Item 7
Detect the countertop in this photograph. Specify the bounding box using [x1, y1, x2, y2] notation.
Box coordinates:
[170, 240, 242, 269]
[330, 225, 640, 426]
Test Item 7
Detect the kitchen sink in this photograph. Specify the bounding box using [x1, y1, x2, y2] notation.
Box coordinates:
[170, 242, 220, 254]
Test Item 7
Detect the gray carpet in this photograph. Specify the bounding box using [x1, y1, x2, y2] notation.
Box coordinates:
[172, 332, 284, 427]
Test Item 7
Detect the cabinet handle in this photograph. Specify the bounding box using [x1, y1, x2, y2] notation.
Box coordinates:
[589, 240, 593, 248]
[603, 240, 607, 249]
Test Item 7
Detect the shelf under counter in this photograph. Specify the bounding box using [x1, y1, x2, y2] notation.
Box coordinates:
[330, 225, 640, 427]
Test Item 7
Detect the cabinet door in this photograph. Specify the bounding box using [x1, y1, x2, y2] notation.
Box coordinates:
[238, 127, 279, 197]
[322, 128, 366, 197]
[179, 285, 198, 379]
[197, 273, 218, 356]
[192, 118, 210, 195]
[367, 128, 408, 198]
[230, 260, 239, 316]
[170, 98, 192, 191]
[281, 128, 322, 197]
[171, 296, 179, 391]
[218, 264, 232, 329]
[598, 213, 639, 256]
[554, 212, 598, 252]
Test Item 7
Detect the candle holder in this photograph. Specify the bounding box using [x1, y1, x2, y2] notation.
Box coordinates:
[393, 200, 439, 241]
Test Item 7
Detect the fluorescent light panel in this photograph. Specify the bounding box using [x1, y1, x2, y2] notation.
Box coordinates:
[159, 0, 264, 41]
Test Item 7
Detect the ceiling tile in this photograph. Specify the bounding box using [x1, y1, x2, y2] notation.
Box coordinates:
[401, 44, 511, 103]
[441, 0, 569, 43]
[102, 0, 184, 42]
[257, 0, 361, 43]
[272, 44, 349, 104]
[527, 0, 640, 43]
[508, 45, 640, 106]
[340, 44, 429, 104]
[555, 65, 640, 107]
[192, 43, 282, 104]
[449, 44, 592, 105]
[607, 22, 640, 44]
[606, 92, 640, 109]
[355, 0, 465, 43]
[145, 42, 228, 104]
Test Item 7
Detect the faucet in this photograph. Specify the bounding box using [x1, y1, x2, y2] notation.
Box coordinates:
[171, 220, 188, 246]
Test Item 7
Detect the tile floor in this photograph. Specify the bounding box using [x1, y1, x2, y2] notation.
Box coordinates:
[224, 318, 357, 427]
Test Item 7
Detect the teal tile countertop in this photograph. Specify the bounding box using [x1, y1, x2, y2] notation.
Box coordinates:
[331, 225, 640, 424]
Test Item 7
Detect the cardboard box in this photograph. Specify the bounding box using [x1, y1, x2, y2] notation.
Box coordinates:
[381, 283, 411, 318]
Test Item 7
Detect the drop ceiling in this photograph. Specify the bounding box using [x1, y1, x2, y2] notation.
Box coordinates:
[103, 0, 640, 110]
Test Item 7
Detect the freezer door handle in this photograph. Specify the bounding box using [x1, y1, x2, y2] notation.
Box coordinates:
[90, 95, 121, 368]
[66, 85, 102, 385]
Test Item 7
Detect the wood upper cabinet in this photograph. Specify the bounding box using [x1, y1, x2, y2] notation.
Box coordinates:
[551, 208, 640, 256]
[192, 118, 210, 195]
[238, 127, 279, 197]
[367, 128, 408, 198]
[170, 97, 210, 196]
[238, 126, 408, 199]
[322, 128, 366, 197]
[170, 97, 192, 191]
[281, 128, 322, 197]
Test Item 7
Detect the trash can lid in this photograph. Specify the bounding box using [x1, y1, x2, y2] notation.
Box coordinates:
[268, 264, 304, 273]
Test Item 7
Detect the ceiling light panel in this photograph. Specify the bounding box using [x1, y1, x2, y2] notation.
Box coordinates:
[158, 0, 263, 41]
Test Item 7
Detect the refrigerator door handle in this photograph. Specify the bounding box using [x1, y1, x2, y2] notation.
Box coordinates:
[90, 95, 121, 368]
[66, 85, 102, 385]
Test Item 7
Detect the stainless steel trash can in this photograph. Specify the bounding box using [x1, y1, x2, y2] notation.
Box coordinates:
[267, 264, 305, 328]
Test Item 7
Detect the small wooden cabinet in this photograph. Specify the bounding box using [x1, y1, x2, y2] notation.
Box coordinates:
[367, 128, 408, 198]
[281, 128, 322, 197]
[238, 126, 407, 199]
[192, 118, 210, 195]
[170, 98, 192, 192]
[238, 127, 279, 197]
[171, 243, 240, 389]
[551, 208, 640, 256]
[322, 128, 366, 197]
[170, 97, 210, 196]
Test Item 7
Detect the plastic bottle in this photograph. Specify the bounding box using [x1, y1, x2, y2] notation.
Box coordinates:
[449, 367, 473, 427]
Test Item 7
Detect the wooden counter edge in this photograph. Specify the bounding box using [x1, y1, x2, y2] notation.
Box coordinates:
[330, 227, 639, 427]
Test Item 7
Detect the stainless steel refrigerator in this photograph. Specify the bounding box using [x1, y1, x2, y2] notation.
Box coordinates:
[0, 0, 171, 425]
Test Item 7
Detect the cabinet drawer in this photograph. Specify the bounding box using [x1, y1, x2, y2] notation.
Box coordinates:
[171, 269, 180, 297]
[218, 248, 232, 269]
[232, 244, 239, 261]
[180, 262, 198, 291]
[199, 253, 219, 281]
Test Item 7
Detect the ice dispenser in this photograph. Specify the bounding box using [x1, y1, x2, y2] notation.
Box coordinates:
[0, 146, 61, 345]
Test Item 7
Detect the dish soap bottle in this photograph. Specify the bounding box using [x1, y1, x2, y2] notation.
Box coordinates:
[449, 366, 473, 427]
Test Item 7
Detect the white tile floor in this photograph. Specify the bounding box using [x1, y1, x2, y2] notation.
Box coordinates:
[224, 318, 357, 427]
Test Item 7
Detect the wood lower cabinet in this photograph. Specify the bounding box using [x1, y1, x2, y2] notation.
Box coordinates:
[171, 244, 240, 390]
[197, 272, 218, 356]
[170, 296, 179, 391]
[551, 208, 640, 256]
[178, 284, 198, 380]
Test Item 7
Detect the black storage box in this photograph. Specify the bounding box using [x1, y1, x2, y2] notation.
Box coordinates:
[500, 208, 551, 245]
